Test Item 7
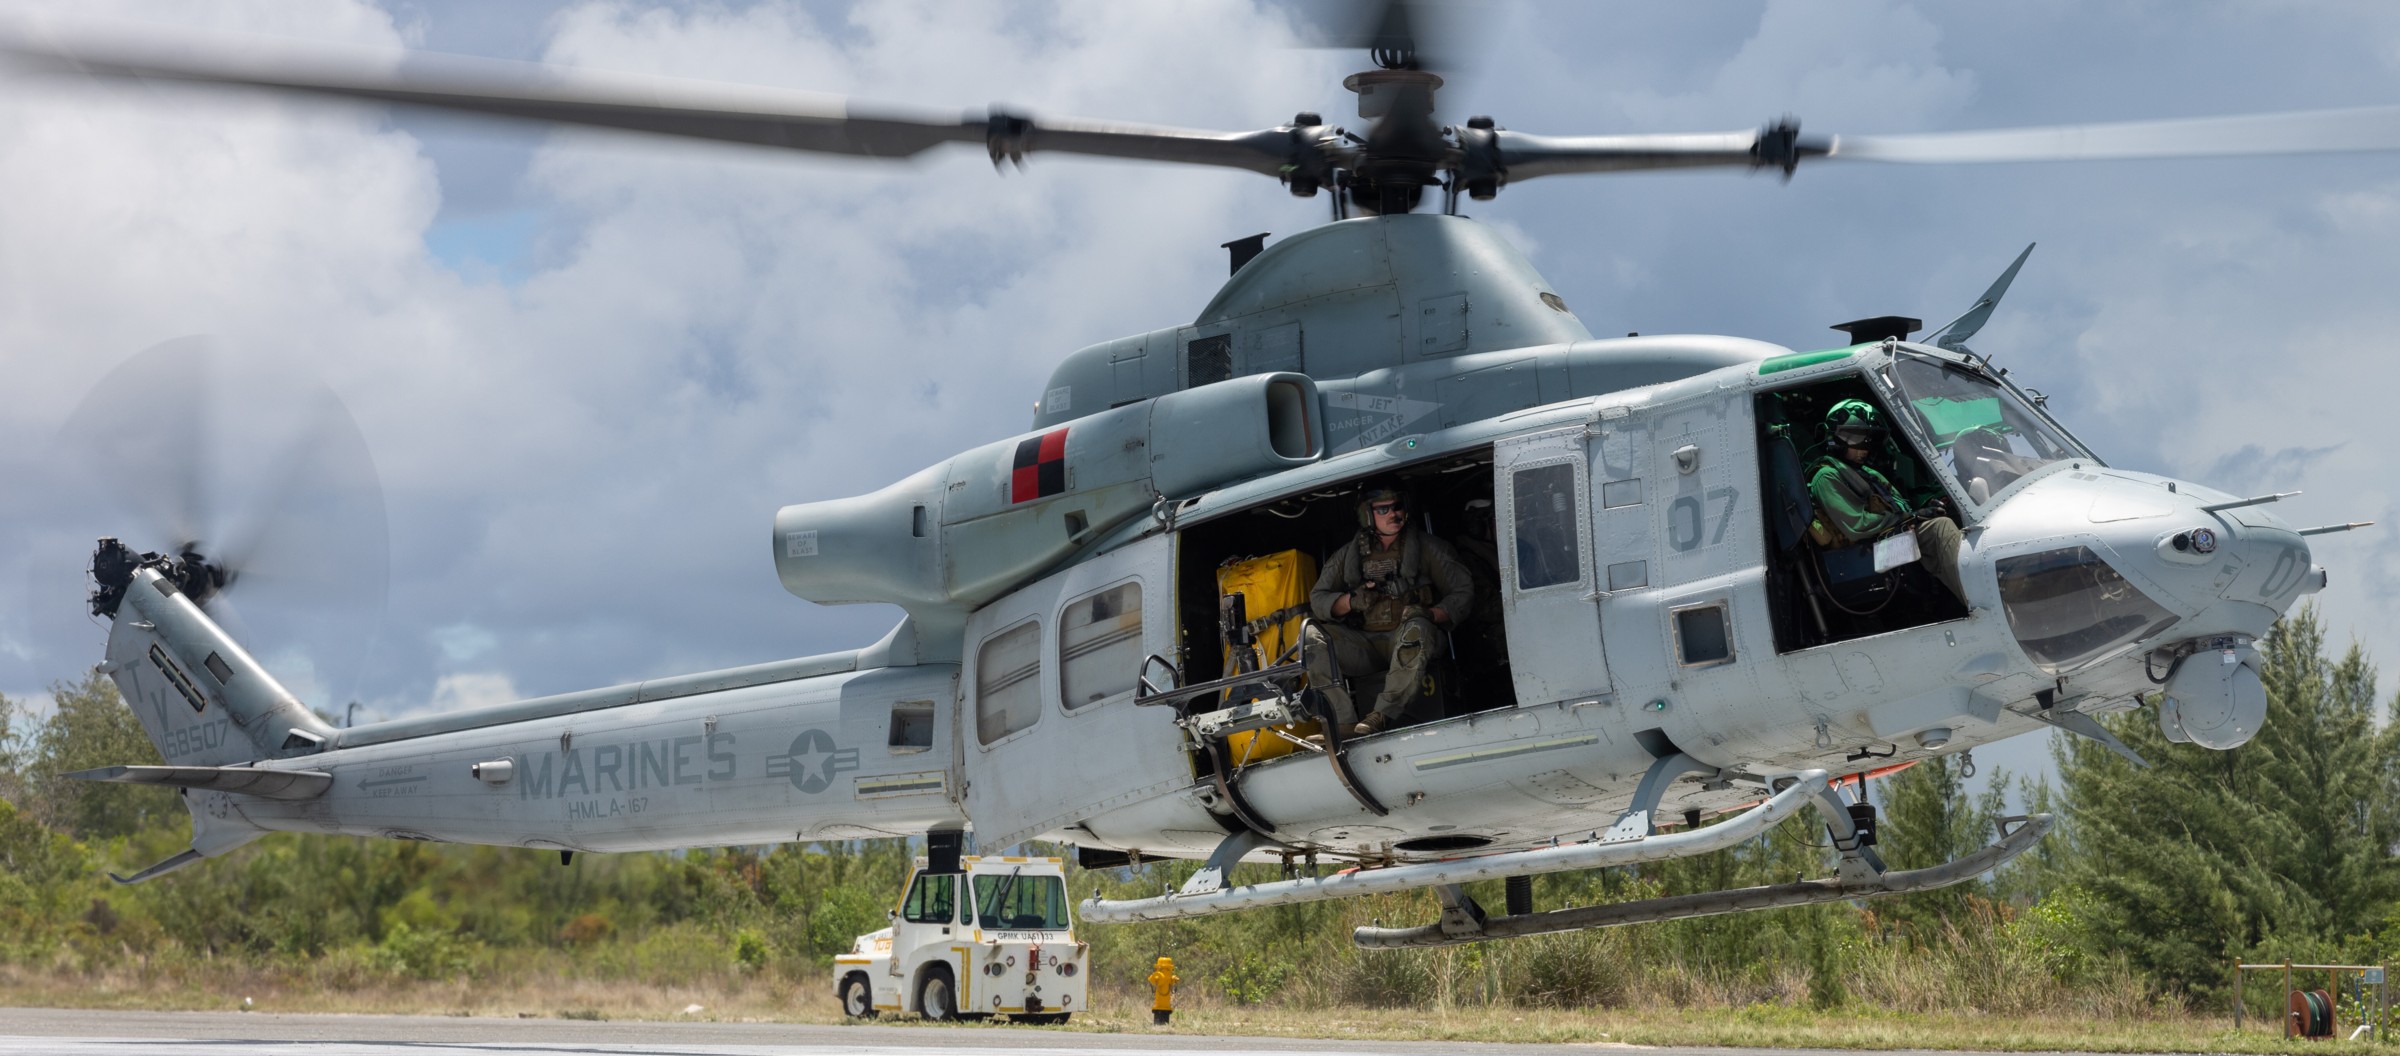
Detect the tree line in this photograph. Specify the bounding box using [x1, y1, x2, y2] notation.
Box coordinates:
[0, 607, 2392, 1016]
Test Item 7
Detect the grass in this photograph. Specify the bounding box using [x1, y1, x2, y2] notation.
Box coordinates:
[1, 962, 2392, 1052]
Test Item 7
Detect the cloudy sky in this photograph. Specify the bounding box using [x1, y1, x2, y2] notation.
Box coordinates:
[2, 0, 2393, 790]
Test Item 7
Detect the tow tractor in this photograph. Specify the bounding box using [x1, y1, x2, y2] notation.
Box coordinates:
[834, 854, 1088, 1023]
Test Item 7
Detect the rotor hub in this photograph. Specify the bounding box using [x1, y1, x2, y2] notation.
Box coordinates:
[1342, 69, 1443, 121]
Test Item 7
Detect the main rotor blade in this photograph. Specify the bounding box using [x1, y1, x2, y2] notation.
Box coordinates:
[1829, 104, 2400, 164]
[986, 117, 1322, 177]
[1490, 129, 1824, 180]
[1475, 103, 2400, 188]
[2, 21, 1313, 177]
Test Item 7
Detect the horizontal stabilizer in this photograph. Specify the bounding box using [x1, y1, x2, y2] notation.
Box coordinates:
[68, 764, 331, 800]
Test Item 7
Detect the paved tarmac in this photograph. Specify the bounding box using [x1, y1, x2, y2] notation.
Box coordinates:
[0, 1006, 2242, 1056]
[0, 1007, 1994, 1056]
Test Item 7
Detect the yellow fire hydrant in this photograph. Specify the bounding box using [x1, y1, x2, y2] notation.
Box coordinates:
[1146, 956, 1179, 1025]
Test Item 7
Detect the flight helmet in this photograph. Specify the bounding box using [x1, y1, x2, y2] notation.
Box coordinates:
[1823, 399, 1886, 449]
[1356, 484, 1409, 529]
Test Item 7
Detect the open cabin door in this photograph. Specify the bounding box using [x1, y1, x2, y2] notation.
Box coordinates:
[1497, 425, 1612, 705]
[960, 532, 1186, 850]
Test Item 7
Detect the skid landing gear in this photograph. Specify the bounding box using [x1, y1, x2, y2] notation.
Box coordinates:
[1351, 812, 2051, 949]
[1081, 769, 1831, 924]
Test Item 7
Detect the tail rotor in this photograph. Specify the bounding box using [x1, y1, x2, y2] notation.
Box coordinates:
[52, 335, 390, 706]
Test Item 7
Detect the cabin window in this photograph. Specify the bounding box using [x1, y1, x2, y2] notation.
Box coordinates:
[1060, 581, 1142, 711]
[888, 701, 934, 751]
[975, 620, 1043, 745]
[1673, 602, 1735, 666]
[901, 871, 956, 924]
[1511, 462, 1582, 590]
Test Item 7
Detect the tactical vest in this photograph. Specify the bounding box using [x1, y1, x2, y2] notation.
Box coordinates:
[1349, 530, 1437, 632]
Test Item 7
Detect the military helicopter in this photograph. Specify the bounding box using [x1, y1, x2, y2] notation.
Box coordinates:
[12, 3, 2380, 958]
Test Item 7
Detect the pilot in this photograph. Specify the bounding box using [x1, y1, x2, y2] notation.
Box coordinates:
[1303, 484, 1475, 737]
[1809, 400, 1968, 604]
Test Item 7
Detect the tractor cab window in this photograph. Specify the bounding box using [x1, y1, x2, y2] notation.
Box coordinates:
[901, 871, 957, 924]
[1886, 351, 2088, 510]
[971, 869, 1070, 931]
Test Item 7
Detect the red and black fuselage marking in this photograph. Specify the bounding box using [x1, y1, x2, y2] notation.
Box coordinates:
[1011, 428, 1068, 503]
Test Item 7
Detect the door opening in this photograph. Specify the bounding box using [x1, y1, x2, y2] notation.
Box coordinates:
[1755, 378, 1969, 652]
[1174, 447, 1518, 748]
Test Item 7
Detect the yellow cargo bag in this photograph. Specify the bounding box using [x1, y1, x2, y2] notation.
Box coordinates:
[1215, 550, 1320, 765]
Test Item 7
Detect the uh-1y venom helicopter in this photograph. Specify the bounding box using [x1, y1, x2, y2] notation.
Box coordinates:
[14, 5, 2383, 954]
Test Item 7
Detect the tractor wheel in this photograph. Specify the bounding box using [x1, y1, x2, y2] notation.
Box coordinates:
[839, 975, 876, 1020]
[916, 968, 957, 1021]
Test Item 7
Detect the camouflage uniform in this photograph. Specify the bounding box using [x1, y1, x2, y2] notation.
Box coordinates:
[1304, 525, 1475, 730]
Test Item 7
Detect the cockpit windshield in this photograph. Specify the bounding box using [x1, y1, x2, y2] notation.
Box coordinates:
[1885, 352, 2088, 508]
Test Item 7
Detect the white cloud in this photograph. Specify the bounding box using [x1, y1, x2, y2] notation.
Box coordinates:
[1, 0, 2392, 747]
[430, 622, 497, 662]
[425, 671, 519, 714]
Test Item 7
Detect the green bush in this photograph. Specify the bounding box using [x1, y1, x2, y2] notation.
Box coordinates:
[1515, 932, 1629, 1008]
[1216, 949, 1287, 1005]
[732, 929, 770, 973]
[372, 921, 479, 981]
[558, 913, 615, 946]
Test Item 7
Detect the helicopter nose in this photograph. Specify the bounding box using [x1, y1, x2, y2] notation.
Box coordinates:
[1977, 471, 2328, 748]
[1987, 473, 2320, 639]
[2116, 485, 2321, 623]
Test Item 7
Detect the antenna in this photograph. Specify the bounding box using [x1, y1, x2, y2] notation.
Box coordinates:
[1928, 244, 2036, 358]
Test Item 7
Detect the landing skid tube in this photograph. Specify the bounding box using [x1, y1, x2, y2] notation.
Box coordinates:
[1352, 813, 2053, 949]
[1079, 768, 1830, 924]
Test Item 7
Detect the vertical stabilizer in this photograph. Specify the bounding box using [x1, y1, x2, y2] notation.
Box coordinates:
[88, 564, 310, 881]
[103, 566, 333, 765]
